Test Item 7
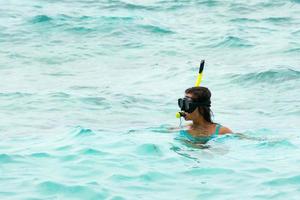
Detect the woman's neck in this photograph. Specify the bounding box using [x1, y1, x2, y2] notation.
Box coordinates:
[192, 117, 212, 128]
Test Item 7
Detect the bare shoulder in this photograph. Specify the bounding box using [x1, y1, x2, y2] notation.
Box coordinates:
[219, 126, 233, 135]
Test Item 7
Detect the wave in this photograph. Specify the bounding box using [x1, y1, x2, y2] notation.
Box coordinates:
[27, 13, 175, 41]
[291, 0, 300, 3]
[262, 17, 293, 25]
[112, 93, 157, 109]
[0, 92, 33, 98]
[28, 14, 135, 29]
[0, 154, 14, 163]
[254, 1, 286, 8]
[104, 0, 195, 11]
[105, 1, 159, 11]
[229, 68, 300, 85]
[79, 97, 110, 108]
[256, 139, 296, 149]
[195, 0, 221, 7]
[30, 15, 53, 23]
[30, 14, 136, 25]
[110, 171, 170, 182]
[292, 29, 300, 36]
[138, 24, 175, 34]
[30, 152, 52, 158]
[135, 143, 163, 156]
[72, 126, 95, 137]
[121, 41, 144, 49]
[37, 181, 108, 199]
[0, 153, 25, 164]
[69, 86, 99, 91]
[184, 167, 235, 175]
[263, 175, 300, 186]
[45, 72, 75, 77]
[211, 36, 254, 48]
[49, 92, 71, 99]
[66, 26, 96, 34]
[28, 14, 173, 37]
[229, 3, 257, 13]
[79, 148, 108, 156]
[230, 18, 259, 23]
[284, 47, 300, 53]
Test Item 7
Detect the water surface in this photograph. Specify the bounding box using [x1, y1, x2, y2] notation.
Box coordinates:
[1, 0, 300, 199]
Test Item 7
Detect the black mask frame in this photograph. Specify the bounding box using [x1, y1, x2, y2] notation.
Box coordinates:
[178, 97, 211, 113]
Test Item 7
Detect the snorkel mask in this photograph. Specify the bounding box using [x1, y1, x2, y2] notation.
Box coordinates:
[176, 60, 206, 118]
[178, 97, 211, 114]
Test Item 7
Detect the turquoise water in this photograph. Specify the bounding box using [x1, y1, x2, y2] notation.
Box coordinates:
[1, 0, 300, 199]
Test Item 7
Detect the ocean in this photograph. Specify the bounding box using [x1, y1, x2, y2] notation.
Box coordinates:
[1, 0, 300, 199]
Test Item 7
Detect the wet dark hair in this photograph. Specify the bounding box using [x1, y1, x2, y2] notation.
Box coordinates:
[185, 86, 213, 123]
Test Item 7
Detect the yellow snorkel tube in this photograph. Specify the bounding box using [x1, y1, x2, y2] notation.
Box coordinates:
[195, 60, 205, 87]
[176, 60, 205, 118]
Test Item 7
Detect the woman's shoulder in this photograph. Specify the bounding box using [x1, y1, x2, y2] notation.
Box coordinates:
[218, 125, 233, 135]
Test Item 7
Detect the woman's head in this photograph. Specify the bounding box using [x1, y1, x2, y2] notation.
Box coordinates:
[183, 86, 213, 123]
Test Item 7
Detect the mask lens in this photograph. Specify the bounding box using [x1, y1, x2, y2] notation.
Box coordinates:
[178, 97, 197, 113]
[178, 98, 184, 109]
[186, 99, 198, 113]
[185, 101, 189, 111]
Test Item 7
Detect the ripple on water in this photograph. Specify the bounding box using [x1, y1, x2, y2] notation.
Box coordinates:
[45, 72, 75, 77]
[285, 48, 300, 54]
[30, 15, 53, 24]
[262, 17, 293, 25]
[292, 29, 300, 36]
[78, 148, 108, 156]
[110, 171, 170, 183]
[246, 167, 273, 174]
[196, 0, 221, 7]
[0, 191, 17, 198]
[59, 154, 79, 162]
[229, 68, 300, 85]
[135, 143, 163, 156]
[69, 86, 99, 91]
[66, 26, 96, 34]
[138, 171, 171, 182]
[110, 196, 126, 200]
[256, 139, 297, 149]
[30, 152, 52, 158]
[0, 154, 14, 163]
[146, 124, 171, 133]
[79, 97, 111, 110]
[101, 16, 136, 22]
[79, 97, 107, 106]
[106, 1, 158, 11]
[184, 167, 235, 176]
[210, 36, 254, 48]
[263, 175, 300, 186]
[37, 181, 108, 199]
[55, 145, 73, 151]
[0, 154, 26, 164]
[73, 126, 95, 137]
[230, 17, 259, 23]
[0, 92, 34, 99]
[138, 24, 175, 35]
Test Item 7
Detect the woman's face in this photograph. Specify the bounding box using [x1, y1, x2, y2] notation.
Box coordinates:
[183, 93, 199, 121]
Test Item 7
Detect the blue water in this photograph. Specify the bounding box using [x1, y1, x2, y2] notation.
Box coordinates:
[1, 0, 300, 199]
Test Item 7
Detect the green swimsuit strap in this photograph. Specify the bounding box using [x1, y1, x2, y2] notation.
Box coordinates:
[214, 124, 222, 136]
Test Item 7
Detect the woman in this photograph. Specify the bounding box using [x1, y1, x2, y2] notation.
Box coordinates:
[178, 86, 232, 143]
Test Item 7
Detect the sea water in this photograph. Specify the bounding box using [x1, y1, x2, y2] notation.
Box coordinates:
[1, 0, 300, 199]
